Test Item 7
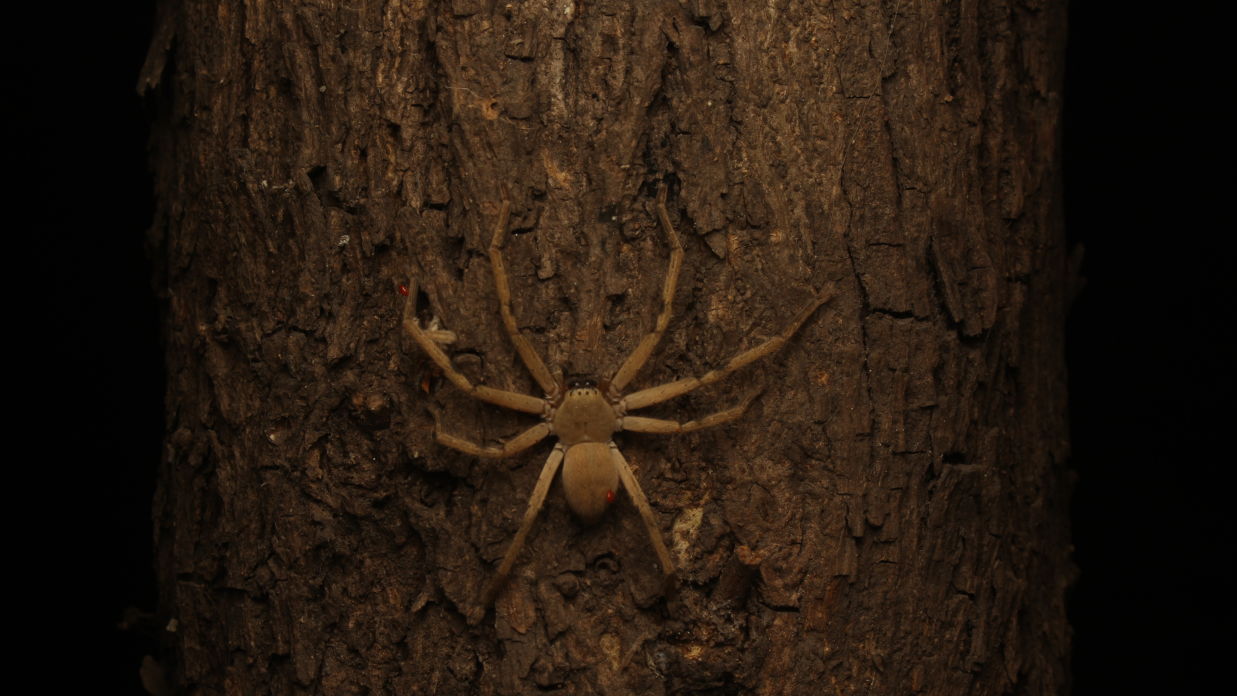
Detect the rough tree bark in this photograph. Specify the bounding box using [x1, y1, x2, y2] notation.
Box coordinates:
[143, 1, 1071, 694]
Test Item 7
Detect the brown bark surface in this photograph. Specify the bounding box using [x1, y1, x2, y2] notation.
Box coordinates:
[144, 1, 1071, 693]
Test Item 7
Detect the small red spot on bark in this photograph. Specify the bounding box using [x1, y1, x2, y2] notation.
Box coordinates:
[606, 490, 616, 504]
[398, 284, 409, 296]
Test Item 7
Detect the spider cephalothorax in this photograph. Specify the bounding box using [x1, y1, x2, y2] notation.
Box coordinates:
[402, 186, 832, 605]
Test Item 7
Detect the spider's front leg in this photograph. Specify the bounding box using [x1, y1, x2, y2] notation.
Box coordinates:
[401, 277, 547, 415]
[619, 285, 835, 412]
[488, 196, 561, 399]
[608, 185, 684, 398]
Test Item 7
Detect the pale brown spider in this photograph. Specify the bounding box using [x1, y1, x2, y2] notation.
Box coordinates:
[402, 186, 833, 605]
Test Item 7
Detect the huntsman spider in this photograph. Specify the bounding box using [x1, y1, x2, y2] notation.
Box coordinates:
[402, 186, 833, 605]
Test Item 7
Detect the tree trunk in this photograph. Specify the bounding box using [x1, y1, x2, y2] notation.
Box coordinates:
[144, 1, 1071, 693]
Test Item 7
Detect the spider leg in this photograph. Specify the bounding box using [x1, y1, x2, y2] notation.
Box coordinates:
[402, 277, 547, 415]
[488, 197, 560, 397]
[620, 285, 834, 412]
[608, 185, 684, 397]
[610, 444, 676, 584]
[481, 443, 566, 606]
[434, 421, 552, 459]
[620, 389, 762, 434]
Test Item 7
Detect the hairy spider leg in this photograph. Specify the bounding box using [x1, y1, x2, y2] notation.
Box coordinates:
[434, 421, 552, 458]
[481, 444, 566, 606]
[621, 390, 762, 434]
[610, 443, 676, 584]
[488, 198, 560, 397]
[620, 285, 835, 413]
[401, 277, 545, 414]
[609, 185, 685, 397]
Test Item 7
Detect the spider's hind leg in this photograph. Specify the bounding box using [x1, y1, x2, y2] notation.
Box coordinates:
[609, 444, 676, 585]
[480, 444, 567, 607]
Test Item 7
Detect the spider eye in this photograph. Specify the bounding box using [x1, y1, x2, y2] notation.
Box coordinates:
[567, 377, 597, 390]
[606, 490, 616, 504]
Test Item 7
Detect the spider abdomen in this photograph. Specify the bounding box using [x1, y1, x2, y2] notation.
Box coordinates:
[561, 442, 619, 524]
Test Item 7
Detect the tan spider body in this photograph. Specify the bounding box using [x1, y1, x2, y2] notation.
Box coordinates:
[402, 187, 832, 605]
[552, 388, 620, 522]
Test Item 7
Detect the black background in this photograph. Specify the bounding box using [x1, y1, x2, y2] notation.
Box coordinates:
[12, 4, 1229, 693]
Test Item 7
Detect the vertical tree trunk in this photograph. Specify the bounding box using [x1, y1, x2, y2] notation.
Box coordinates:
[145, 1, 1071, 693]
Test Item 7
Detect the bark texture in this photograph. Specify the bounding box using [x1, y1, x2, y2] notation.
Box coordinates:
[145, 1, 1071, 693]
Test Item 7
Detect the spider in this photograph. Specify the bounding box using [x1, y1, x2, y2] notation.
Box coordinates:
[402, 186, 833, 605]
